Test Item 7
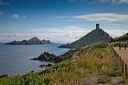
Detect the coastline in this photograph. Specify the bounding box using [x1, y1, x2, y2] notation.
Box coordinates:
[0, 44, 70, 76]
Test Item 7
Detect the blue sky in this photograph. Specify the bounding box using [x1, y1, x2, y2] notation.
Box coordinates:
[0, 0, 128, 43]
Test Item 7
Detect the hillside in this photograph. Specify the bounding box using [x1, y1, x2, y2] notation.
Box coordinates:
[113, 33, 128, 42]
[5, 37, 51, 45]
[0, 44, 125, 85]
[59, 24, 112, 48]
[111, 33, 128, 47]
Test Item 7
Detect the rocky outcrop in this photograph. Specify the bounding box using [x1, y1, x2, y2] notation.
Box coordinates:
[32, 52, 57, 62]
[39, 64, 53, 68]
[0, 75, 8, 78]
[59, 24, 112, 48]
[5, 37, 51, 45]
[32, 50, 77, 63]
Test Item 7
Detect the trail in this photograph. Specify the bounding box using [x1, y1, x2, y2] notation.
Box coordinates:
[113, 47, 128, 64]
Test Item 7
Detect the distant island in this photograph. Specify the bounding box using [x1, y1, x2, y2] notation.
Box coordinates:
[5, 37, 51, 45]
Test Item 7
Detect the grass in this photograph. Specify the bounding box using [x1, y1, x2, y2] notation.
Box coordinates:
[0, 44, 123, 85]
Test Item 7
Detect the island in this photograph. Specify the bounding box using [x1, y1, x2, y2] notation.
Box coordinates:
[5, 37, 51, 45]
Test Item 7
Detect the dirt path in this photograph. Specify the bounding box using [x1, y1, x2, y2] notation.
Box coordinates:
[113, 47, 128, 64]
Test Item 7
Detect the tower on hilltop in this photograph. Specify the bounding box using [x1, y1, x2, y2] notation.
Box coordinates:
[96, 24, 100, 30]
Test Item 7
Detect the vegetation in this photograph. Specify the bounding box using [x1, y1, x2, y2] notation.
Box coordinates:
[113, 33, 128, 42]
[0, 44, 123, 85]
[111, 32, 128, 47]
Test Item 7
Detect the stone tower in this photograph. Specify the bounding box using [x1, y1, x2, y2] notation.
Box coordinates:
[96, 24, 100, 30]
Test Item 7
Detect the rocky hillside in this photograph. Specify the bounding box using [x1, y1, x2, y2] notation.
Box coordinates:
[60, 24, 112, 48]
[113, 33, 128, 42]
[5, 37, 51, 45]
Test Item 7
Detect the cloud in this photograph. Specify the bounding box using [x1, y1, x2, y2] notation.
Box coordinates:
[0, 26, 90, 43]
[100, 0, 128, 4]
[11, 14, 27, 19]
[0, 0, 10, 6]
[30, 26, 91, 43]
[0, 26, 128, 43]
[68, 0, 128, 4]
[105, 29, 128, 38]
[71, 13, 128, 23]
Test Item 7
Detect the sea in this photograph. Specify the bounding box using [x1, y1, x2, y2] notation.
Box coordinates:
[0, 43, 70, 76]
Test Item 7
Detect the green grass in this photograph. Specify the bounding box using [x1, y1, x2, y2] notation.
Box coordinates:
[0, 44, 122, 85]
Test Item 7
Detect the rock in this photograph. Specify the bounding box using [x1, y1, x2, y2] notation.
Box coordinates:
[19, 40, 28, 45]
[41, 40, 51, 44]
[32, 52, 57, 62]
[32, 49, 77, 63]
[47, 64, 52, 67]
[0, 75, 8, 78]
[39, 64, 52, 68]
[28, 37, 41, 45]
[39, 64, 46, 67]
[31, 71, 35, 73]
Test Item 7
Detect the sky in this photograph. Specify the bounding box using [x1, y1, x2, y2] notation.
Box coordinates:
[0, 0, 128, 43]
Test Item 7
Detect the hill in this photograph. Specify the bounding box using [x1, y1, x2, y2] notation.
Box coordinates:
[5, 37, 51, 45]
[113, 33, 128, 42]
[59, 24, 112, 48]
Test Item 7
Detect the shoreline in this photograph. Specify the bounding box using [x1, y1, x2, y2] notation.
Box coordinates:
[0, 44, 70, 76]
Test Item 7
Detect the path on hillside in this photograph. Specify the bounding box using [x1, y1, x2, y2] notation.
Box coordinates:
[113, 47, 128, 64]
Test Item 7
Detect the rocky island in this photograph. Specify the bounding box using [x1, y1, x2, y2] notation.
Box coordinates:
[5, 37, 51, 45]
